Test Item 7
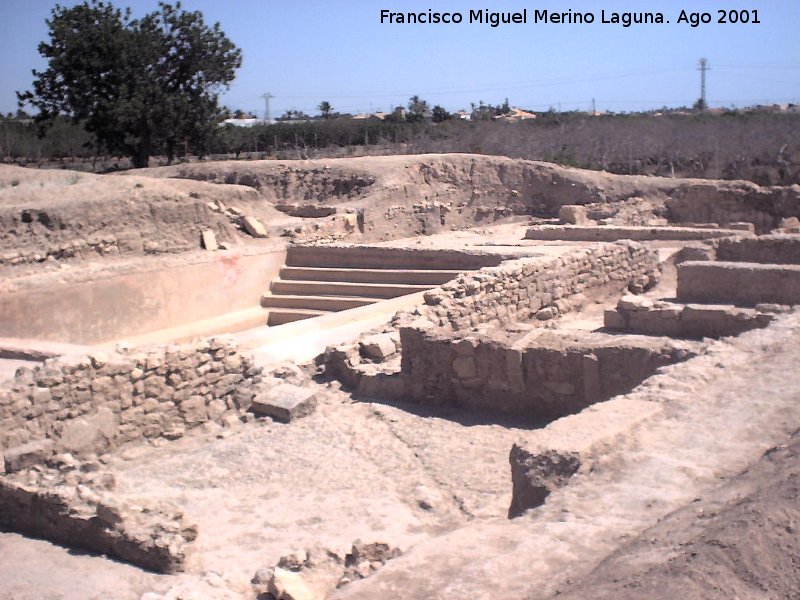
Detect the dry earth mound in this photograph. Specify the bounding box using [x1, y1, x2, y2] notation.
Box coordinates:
[0, 164, 294, 267]
[552, 431, 800, 600]
[131, 153, 800, 236]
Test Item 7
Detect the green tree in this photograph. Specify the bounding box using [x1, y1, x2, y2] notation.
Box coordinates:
[431, 105, 450, 123]
[18, 1, 242, 168]
[407, 95, 430, 122]
[318, 101, 333, 119]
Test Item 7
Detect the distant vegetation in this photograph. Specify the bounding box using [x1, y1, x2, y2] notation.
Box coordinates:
[7, 1, 797, 186]
[3, 109, 798, 186]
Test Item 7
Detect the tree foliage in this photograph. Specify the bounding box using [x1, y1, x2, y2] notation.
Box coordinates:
[431, 105, 450, 123]
[18, 1, 241, 168]
[318, 101, 333, 119]
[407, 95, 430, 122]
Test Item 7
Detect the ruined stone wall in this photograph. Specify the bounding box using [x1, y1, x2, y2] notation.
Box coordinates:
[0, 339, 262, 463]
[411, 242, 660, 331]
[399, 328, 696, 420]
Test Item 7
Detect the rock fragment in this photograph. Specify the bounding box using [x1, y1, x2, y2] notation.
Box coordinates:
[242, 215, 268, 238]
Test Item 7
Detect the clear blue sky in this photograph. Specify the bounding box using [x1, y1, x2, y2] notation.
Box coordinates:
[1, 0, 798, 117]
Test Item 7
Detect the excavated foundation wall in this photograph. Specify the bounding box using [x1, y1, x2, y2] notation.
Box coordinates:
[398, 329, 695, 419]
[0, 247, 285, 344]
[326, 242, 663, 401]
[0, 475, 196, 573]
[0, 339, 262, 459]
[411, 242, 660, 331]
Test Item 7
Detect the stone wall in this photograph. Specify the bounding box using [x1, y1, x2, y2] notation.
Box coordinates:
[716, 234, 800, 264]
[0, 338, 262, 465]
[409, 242, 660, 331]
[398, 328, 698, 420]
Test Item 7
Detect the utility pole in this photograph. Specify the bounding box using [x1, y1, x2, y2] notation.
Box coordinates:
[261, 93, 274, 122]
[698, 58, 710, 110]
[592, 98, 596, 116]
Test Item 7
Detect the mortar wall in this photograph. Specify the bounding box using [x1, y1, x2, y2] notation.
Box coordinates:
[0, 248, 285, 345]
[677, 261, 800, 306]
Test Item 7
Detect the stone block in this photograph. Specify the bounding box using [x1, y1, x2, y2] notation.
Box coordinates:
[57, 407, 119, 454]
[179, 396, 208, 424]
[242, 215, 268, 238]
[558, 205, 590, 225]
[201, 230, 218, 251]
[452, 357, 477, 379]
[4, 439, 54, 473]
[250, 384, 317, 423]
[603, 309, 627, 330]
[617, 294, 653, 311]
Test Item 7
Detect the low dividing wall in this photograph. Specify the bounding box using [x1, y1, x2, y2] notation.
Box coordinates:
[0, 247, 285, 345]
[0, 338, 262, 459]
[677, 261, 800, 306]
[716, 235, 800, 264]
[399, 328, 697, 420]
[412, 242, 660, 331]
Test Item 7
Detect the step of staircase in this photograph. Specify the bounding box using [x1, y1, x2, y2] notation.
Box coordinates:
[261, 294, 379, 312]
[270, 279, 431, 299]
[285, 245, 503, 270]
[279, 266, 461, 285]
[267, 308, 331, 326]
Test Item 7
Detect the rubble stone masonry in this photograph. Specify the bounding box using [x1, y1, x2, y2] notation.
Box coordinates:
[0, 338, 262, 462]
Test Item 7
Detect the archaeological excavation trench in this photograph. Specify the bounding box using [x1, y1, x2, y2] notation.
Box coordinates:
[1, 154, 800, 599]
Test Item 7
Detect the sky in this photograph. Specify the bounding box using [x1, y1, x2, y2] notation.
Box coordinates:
[1, 0, 798, 118]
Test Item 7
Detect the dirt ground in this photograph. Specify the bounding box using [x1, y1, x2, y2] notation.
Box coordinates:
[1, 312, 799, 599]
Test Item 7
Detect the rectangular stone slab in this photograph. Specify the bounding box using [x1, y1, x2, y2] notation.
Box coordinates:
[250, 384, 317, 423]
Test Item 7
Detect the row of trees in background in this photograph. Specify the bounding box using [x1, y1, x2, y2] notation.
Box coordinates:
[269, 96, 515, 123]
[3, 109, 798, 186]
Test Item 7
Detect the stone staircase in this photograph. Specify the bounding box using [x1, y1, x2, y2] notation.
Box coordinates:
[262, 247, 469, 326]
